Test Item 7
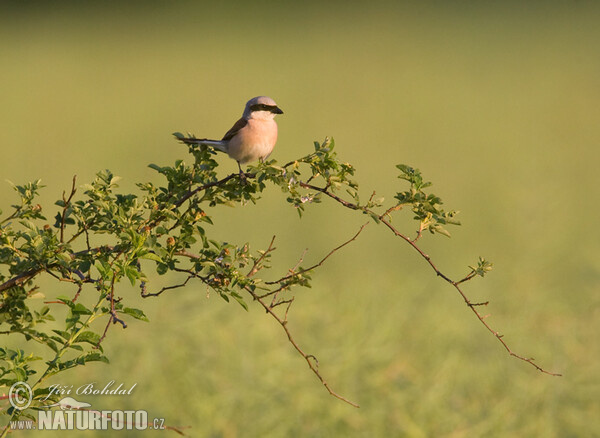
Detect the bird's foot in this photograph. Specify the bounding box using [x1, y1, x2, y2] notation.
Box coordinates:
[237, 163, 247, 184]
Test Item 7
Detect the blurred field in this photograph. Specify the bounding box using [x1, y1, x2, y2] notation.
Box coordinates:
[1, 2, 599, 436]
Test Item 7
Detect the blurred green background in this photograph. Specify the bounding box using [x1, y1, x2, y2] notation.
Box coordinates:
[1, 1, 599, 436]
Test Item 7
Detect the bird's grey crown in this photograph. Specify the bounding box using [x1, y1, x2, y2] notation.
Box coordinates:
[243, 96, 282, 118]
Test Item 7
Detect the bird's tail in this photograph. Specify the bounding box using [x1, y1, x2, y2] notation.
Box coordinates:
[173, 132, 227, 153]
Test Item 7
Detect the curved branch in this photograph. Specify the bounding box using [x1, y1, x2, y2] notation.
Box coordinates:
[299, 182, 561, 376]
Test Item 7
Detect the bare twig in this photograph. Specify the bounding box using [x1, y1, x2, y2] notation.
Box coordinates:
[265, 222, 368, 287]
[72, 284, 83, 303]
[243, 224, 372, 407]
[299, 182, 561, 376]
[379, 203, 403, 220]
[141, 274, 196, 298]
[247, 236, 276, 277]
[289, 248, 308, 274]
[456, 271, 477, 285]
[244, 285, 360, 407]
[97, 273, 127, 348]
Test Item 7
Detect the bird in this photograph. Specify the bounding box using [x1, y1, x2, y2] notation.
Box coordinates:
[177, 96, 283, 175]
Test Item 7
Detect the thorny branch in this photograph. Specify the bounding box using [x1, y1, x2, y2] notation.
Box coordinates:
[249, 224, 368, 407]
[299, 181, 561, 376]
[245, 284, 360, 407]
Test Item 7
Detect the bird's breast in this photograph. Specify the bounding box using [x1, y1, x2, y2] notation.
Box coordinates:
[227, 119, 278, 164]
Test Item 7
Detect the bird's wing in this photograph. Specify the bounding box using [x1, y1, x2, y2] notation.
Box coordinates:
[221, 117, 248, 141]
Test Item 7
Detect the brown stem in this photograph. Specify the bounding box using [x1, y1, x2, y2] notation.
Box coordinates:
[299, 182, 561, 376]
[265, 223, 368, 286]
[244, 285, 359, 408]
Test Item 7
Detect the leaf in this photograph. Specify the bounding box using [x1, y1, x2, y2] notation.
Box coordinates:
[139, 252, 163, 263]
[433, 226, 451, 238]
[83, 352, 109, 364]
[124, 265, 138, 286]
[148, 163, 164, 172]
[156, 263, 168, 275]
[121, 307, 149, 322]
[368, 211, 381, 224]
[74, 331, 101, 346]
[231, 292, 248, 311]
[14, 367, 27, 382]
[78, 259, 92, 273]
[52, 330, 71, 340]
[72, 303, 92, 315]
[396, 164, 413, 174]
[44, 339, 59, 353]
[65, 312, 80, 330]
[95, 260, 111, 278]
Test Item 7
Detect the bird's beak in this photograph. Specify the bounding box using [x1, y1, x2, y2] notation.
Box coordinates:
[273, 106, 284, 115]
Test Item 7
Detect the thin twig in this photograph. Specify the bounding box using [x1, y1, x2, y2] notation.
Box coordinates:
[299, 182, 561, 376]
[455, 271, 477, 285]
[244, 284, 359, 408]
[265, 223, 368, 286]
[60, 175, 77, 243]
[379, 203, 403, 220]
[97, 273, 127, 348]
[247, 236, 276, 277]
[141, 275, 195, 298]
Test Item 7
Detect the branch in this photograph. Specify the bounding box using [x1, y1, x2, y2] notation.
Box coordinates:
[141, 274, 198, 298]
[244, 285, 359, 407]
[97, 273, 127, 348]
[1, 170, 245, 295]
[174, 172, 249, 208]
[0, 268, 44, 292]
[258, 223, 369, 300]
[247, 236, 276, 277]
[60, 175, 77, 243]
[242, 224, 371, 408]
[299, 182, 561, 376]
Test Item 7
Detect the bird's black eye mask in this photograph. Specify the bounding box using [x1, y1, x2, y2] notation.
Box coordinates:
[249, 103, 284, 114]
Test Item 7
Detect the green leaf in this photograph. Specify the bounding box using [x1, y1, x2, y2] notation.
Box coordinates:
[95, 260, 111, 278]
[368, 211, 381, 224]
[72, 303, 92, 315]
[74, 331, 101, 346]
[83, 352, 109, 364]
[121, 307, 149, 322]
[14, 367, 27, 382]
[156, 263, 168, 275]
[52, 330, 71, 340]
[124, 265, 138, 286]
[65, 312, 80, 330]
[148, 163, 164, 172]
[230, 292, 248, 311]
[139, 252, 163, 263]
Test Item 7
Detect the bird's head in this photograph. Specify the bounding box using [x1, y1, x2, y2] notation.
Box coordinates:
[244, 96, 284, 120]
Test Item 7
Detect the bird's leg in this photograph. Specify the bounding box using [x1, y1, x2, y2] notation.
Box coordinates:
[237, 161, 247, 183]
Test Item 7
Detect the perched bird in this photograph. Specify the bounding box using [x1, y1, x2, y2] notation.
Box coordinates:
[177, 96, 283, 174]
